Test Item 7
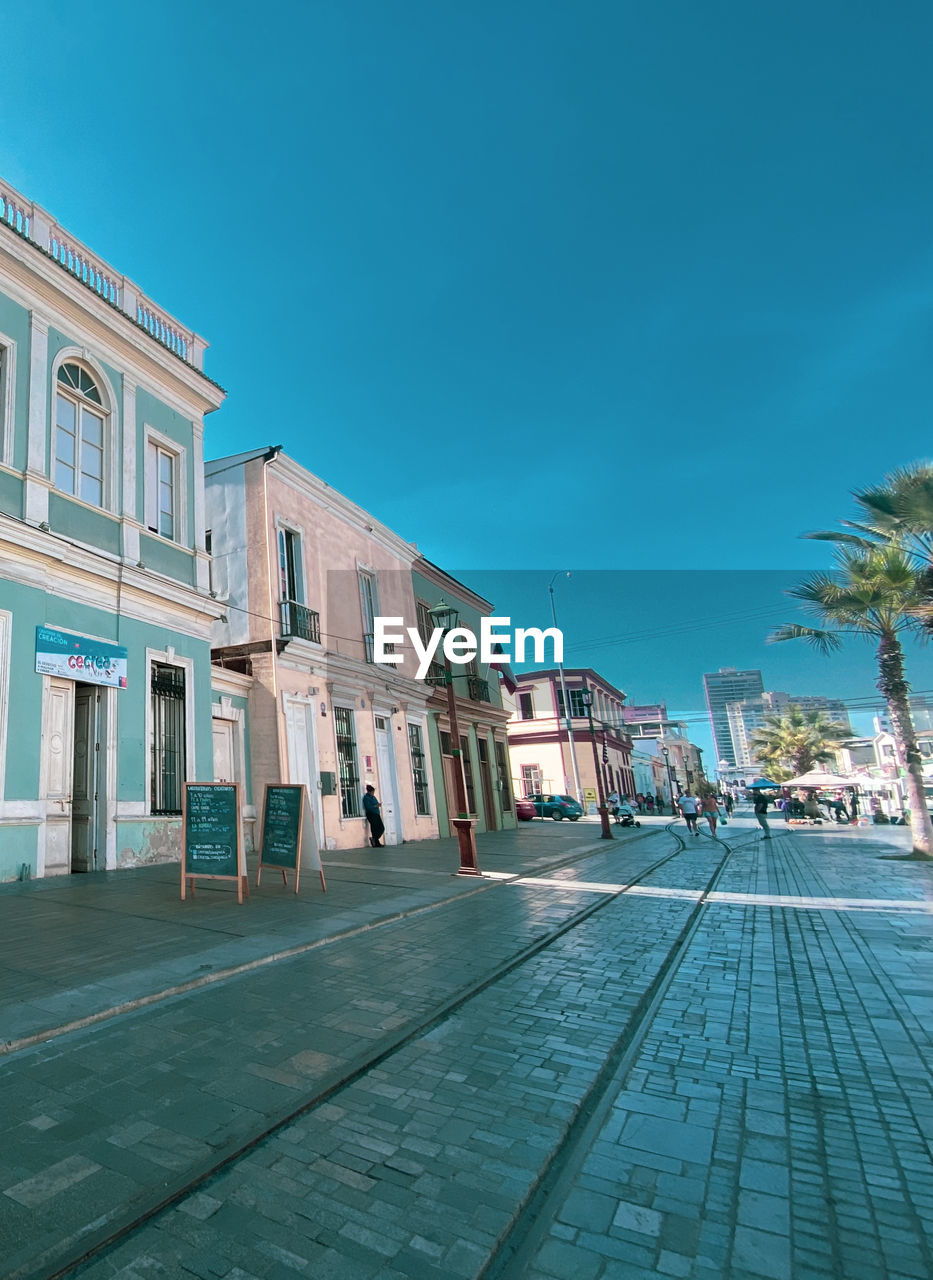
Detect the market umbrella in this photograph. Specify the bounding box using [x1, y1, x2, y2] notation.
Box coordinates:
[847, 773, 890, 792]
[746, 778, 782, 789]
[780, 770, 858, 788]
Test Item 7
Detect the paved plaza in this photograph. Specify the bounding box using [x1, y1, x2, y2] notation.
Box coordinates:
[0, 812, 931, 1279]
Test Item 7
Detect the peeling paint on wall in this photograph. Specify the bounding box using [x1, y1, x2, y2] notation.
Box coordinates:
[118, 821, 182, 868]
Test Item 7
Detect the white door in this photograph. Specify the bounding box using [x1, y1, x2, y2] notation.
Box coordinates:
[284, 696, 325, 844]
[374, 715, 399, 846]
[43, 677, 75, 876]
[212, 719, 236, 783]
[71, 685, 100, 872]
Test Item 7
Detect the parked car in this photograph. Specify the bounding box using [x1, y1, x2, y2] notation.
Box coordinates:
[516, 797, 537, 821]
[527, 793, 584, 821]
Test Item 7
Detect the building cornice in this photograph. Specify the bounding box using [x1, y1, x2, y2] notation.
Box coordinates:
[269, 453, 419, 564]
[277, 643, 437, 709]
[512, 667, 627, 702]
[412, 557, 494, 614]
[0, 513, 224, 638]
[427, 685, 513, 728]
[210, 666, 253, 697]
[0, 238, 224, 417]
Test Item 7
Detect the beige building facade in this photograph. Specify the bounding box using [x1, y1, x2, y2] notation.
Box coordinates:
[503, 668, 636, 804]
[206, 448, 439, 851]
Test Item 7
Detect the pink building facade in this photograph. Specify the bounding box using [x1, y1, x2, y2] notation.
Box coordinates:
[205, 448, 440, 852]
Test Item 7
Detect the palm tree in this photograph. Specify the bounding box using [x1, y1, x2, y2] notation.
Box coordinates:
[751, 705, 850, 780]
[807, 462, 933, 570]
[770, 544, 933, 860]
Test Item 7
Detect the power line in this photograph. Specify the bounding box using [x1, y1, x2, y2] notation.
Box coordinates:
[563, 606, 792, 654]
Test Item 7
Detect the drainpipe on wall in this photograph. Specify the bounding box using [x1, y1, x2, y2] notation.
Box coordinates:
[262, 445, 284, 782]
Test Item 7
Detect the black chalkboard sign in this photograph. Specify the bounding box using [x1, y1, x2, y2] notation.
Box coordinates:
[258, 784, 309, 892]
[182, 783, 247, 903]
[260, 785, 302, 870]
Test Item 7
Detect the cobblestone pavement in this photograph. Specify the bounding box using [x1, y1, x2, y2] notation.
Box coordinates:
[2, 814, 932, 1279]
[520, 822, 933, 1280]
[0, 821, 673, 1278]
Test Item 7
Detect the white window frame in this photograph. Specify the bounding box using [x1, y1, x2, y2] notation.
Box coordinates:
[521, 763, 543, 796]
[0, 610, 10, 798]
[145, 647, 195, 817]
[407, 717, 432, 816]
[49, 352, 118, 513]
[333, 701, 362, 819]
[357, 564, 379, 662]
[0, 331, 16, 469]
[144, 425, 187, 544]
[277, 520, 306, 605]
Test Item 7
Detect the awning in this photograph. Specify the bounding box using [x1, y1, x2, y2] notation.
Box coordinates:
[779, 770, 860, 788]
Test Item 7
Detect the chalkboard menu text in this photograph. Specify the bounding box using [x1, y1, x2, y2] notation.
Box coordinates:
[182, 783, 247, 903]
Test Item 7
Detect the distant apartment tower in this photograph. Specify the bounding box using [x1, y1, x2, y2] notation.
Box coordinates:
[726, 691, 852, 769]
[703, 668, 764, 766]
[875, 697, 933, 735]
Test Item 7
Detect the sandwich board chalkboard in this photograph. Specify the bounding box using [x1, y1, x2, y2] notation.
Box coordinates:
[257, 784, 326, 893]
[182, 782, 248, 903]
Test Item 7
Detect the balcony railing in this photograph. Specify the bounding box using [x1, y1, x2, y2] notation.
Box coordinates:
[280, 600, 320, 644]
[468, 676, 491, 702]
[0, 176, 207, 371]
[363, 632, 398, 663]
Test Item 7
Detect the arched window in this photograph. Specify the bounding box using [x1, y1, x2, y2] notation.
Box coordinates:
[54, 362, 106, 508]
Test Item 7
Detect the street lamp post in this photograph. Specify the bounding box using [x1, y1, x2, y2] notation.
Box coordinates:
[428, 600, 481, 876]
[582, 685, 613, 840]
[548, 573, 583, 806]
[661, 746, 677, 815]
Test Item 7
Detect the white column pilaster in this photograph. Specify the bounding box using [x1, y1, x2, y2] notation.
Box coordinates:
[121, 378, 139, 562]
[24, 313, 49, 524]
[192, 418, 211, 590]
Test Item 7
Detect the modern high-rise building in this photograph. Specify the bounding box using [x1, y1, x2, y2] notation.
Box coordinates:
[703, 668, 764, 767]
[726, 691, 851, 769]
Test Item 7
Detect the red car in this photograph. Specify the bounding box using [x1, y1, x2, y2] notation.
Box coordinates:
[516, 797, 537, 821]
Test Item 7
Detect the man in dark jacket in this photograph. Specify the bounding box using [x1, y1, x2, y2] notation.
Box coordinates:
[363, 785, 385, 847]
[754, 792, 771, 839]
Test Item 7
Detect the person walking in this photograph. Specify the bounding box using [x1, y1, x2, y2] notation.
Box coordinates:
[607, 790, 621, 822]
[700, 792, 720, 836]
[363, 784, 385, 847]
[754, 790, 772, 839]
[678, 790, 700, 836]
[655, 792, 664, 815]
[724, 792, 734, 816]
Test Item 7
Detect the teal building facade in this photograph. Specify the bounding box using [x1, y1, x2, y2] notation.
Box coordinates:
[0, 178, 225, 879]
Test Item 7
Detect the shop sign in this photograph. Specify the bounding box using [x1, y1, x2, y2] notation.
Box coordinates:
[35, 626, 128, 689]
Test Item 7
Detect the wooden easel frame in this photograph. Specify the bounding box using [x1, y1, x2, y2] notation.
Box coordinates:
[256, 784, 327, 894]
[181, 782, 249, 903]
[257, 783, 303, 893]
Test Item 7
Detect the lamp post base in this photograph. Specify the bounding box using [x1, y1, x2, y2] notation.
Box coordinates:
[597, 806, 614, 839]
[452, 818, 481, 874]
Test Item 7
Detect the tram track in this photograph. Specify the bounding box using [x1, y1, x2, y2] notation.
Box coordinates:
[481, 821, 741, 1279]
[6, 824, 744, 1280]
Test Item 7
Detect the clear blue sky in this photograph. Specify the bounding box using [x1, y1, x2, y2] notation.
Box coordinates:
[3, 1, 931, 755]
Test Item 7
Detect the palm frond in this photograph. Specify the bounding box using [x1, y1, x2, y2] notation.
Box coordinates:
[803, 530, 879, 549]
[768, 624, 843, 654]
